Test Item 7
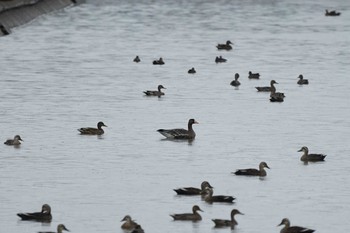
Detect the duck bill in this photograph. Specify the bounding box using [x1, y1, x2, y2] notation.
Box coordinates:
[297, 148, 303, 152]
[194, 121, 199, 124]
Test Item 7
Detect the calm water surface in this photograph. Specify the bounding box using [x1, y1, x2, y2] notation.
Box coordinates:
[1, 0, 349, 233]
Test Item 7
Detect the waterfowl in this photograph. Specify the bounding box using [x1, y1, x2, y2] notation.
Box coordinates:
[233, 161, 270, 177]
[38, 224, 69, 233]
[131, 224, 144, 233]
[174, 181, 213, 195]
[170, 205, 203, 221]
[4, 135, 23, 145]
[215, 56, 227, 63]
[248, 71, 260, 79]
[297, 74, 309, 85]
[230, 73, 241, 87]
[17, 204, 52, 222]
[203, 187, 235, 203]
[278, 218, 315, 233]
[188, 67, 196, 74]
[133, 56, 140, 63]
[212, 209, 244, 228]
[270, 80, 285, 102]
[325, 9, 341, 16]
[255, 80, 276, 92]
[298, 146, 326, 162]
[216, 40, 233, 50]
[144, 85, 166, 96]
[121, 215, 139, 230]
[78, 121, 107, 135]
[157, 119, 198, 140]
[153, 57, 164, 65]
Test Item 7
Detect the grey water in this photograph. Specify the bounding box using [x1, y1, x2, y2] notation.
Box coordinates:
[1, 0, 349, 232]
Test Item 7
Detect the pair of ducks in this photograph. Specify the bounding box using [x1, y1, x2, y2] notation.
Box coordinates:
[229, 71, 261, 86]
[17, 204, 69, 233]
[325, 9, 341, 16]
[133, 56, 165, 65]
[255, 80, 285, 102]
[255, 75, 308, 91]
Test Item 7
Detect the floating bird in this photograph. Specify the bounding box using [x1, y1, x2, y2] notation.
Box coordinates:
[233, 162, 270, 177]
[230, 73, 241, 87]
[255, 80, 276, 92]
[78, 121, 107, 135]
[133, 56, 141, 63]
[121, 215, 139, 230]
[4, 135, 23, 146]
[269, 80, 285, 102]
[215, 56, 227, 63]
[325, 9, 341, 16]
[38, 224, 69, 233]
[170, 205, 203, 221]
[203, 187, 235, 203]
[297, 74, 309, 85]
[157, 119, 198, 140]
[153, 57, 164, 65]
[298, 146, 326, 162]
[17, 204, 52, 222]
[144, 85, 166, 96]
[248, 71, 260, 79]
[188, 67, 196, 74]
[212, 209, 244, 229]
[174, 181, 213, 195]
[278, 218, 315, 233]
[216, 40, 233, 50]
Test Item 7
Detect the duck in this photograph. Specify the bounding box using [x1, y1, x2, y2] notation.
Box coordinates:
[203, 187, 235, 203]
[255, 80, 276, 92]
[4, 135, 23, 145]
[212, 209, 244, 228]
[17, 204, 52, 222]
[121, 215, 139, 230]
[173, 181, 213, 195]
[325, 9, 341, 16]
[143, 85, 166, 96]
[216, 40, 233, 50]
[298, 146, 326, 162]
[248, 71, 260, 79]
[38, 224, 69, 233]
[153, 57, 164, 65]
[157, 119, 198, 140]
[170, 205, 203, 221]
[269, 80, 285, 102]
[233, 161, 270, 177]
[133, 56, 141, 63]
[278, 218, 315, 233]
[78, 121, 107, 135]
[215, 56, 227, 63]
[297, 74, 309, 85]
[230, 73, 241, 87]
[188, 67, 196, 74]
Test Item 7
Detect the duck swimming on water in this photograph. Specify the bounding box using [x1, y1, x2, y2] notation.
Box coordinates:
[4, 135, 23, 146]
[38, 224, 69, 233]
[144, 85, 166, 96]
[174, 181, 213, 195]
[78, 121, 107, 135]
[212, 209, 244, 229]
[230, 73, 241, 87]
[233, 162, 270, 177]
[278, 218, 315, 233]
[298, 146, 326, 162]
[170, 205, 203, 221]
[157, 119, 198, 140]
[216, 40, 233, 50]
[17, 204, 52, 222]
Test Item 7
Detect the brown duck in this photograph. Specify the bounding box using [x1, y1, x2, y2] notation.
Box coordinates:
[157, 119, 198, 140]
[233, 161, 270, 177]
[78, 121, 107, 135]
[203, 187, 235, 203]
[278, 218, 315, 233]
[174, 181, 213, 195]
[17, 204, 52, 222]
[298, 146, 326, 162]
[170, 205, 203, 221]
[212, 209, 244, 228]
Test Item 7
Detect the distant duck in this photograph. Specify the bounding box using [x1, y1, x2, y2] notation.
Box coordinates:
[325, 9, 341, 16]
[173, 181, 213, 195]
[153, 57, 165, 65]
[269, 80, 285, 102]
[38, 224, 69, 233]
[233, 161, 270, 177]
[255, 80, 275, 92]
[216, 40, 233, 50]
[157, 118, 198, 140]
[133, 56, 141, 63]
[0, 24, 10, 35]
[17, 204, 52, 222]
[230, 73, 241, 87]
[121, 215, 139, 230]
[143, 85, 166, 96]
[4, 135, 23, 146]
[248, 71, 260, 79]
[170, 205, 203, 221]
[215, 56, 227, 63]
[278, 218, 315, 233]
[78, 121, 107, 135]
[203, 187, 235, 203]
[297, 74, 309, 85]
[298, 146, 326, 162]
[188, 67, 196, 74]
[212, 209, 244, 229]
